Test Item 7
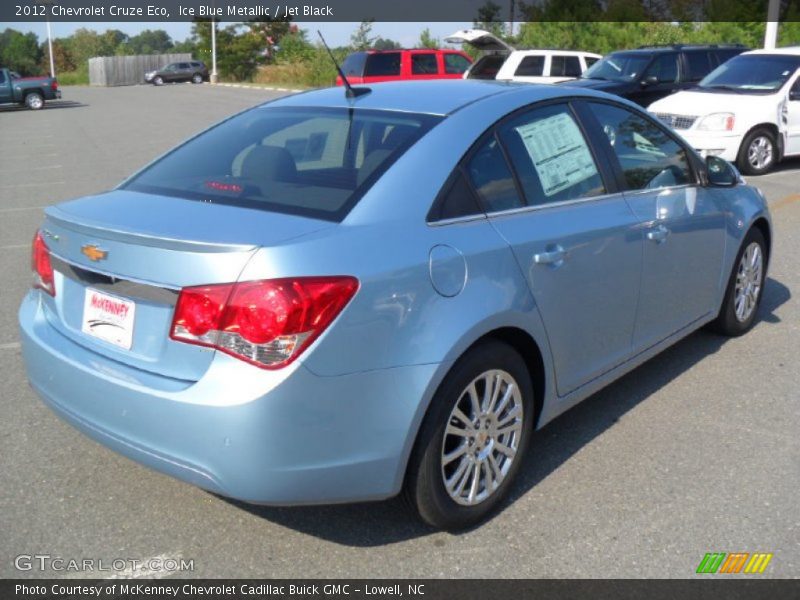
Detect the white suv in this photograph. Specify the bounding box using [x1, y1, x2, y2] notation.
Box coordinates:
[445, 29, 601, 84]
[649, 47, 800, 175]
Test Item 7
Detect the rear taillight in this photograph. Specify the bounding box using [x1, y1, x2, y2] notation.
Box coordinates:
[31, 231, 55, 296]
[51, 80, 58, 91]
[170, 276, 358, 369]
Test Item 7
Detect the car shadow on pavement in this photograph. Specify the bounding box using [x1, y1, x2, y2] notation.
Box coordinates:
[225, 276, 790, 546]
[0, 100, 87, 112]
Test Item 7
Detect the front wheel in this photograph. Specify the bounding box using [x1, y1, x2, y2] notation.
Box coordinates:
[737, 128, 777, 175]
[405, 340, 534, 530]
[153, 76, 164, 86]
[25, 92, 44, 110]
[710, 227, 767, 336]
[191, 73, 203, 84]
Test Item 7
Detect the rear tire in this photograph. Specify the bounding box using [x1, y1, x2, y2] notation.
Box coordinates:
[404, 340, 534, 530]
[709, 227, 767, 336]
[737, 128, 777, 175]
[153, 76, 164, 86]
[192, 73, 203, 84]
[25, 92, 44, 110]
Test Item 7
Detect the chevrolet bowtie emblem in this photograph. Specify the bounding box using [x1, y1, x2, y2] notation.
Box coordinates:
[81, 244, 108, 262]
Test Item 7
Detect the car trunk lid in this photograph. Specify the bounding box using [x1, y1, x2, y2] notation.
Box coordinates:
[38, 189, 334, 381]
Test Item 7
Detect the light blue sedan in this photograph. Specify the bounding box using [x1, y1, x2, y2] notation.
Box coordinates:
[19, 80, 771, 529]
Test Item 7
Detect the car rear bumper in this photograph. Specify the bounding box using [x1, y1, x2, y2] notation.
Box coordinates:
[677, 130, 742, 162]
[19, 291, 438, 505]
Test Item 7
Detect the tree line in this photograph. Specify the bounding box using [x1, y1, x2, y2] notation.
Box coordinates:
[1, 17, 798, 87]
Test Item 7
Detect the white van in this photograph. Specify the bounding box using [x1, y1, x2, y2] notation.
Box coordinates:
[649, 47, 800, 175]
[445, 29, 601, 84]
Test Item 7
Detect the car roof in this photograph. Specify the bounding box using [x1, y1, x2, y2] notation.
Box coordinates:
[263, 80, 618, 117]
[743, 46, 800, 56]
[511, 49, 602, 58]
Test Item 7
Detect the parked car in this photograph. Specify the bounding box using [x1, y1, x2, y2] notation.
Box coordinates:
[145, 61, 208, 86]
[0, 68, 60, 110]
[649, 47, 800, 175]
[445, 29, 601, 83]
[20, 81, 771, 529]
[336, 49, 472, 85]
[562, 44, 747, 106]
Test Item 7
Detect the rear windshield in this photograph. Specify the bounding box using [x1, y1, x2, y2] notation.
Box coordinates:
[467, 55, 506, 80]
[122, 106, 442, 222]
[341, 52, 366, 77]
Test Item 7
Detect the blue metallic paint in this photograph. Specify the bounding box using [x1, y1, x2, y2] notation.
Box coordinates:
[19, 81, 772, 505]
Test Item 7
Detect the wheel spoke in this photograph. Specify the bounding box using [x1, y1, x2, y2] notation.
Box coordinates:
[443, 444, 468, 466]
[467, 461, 481, 503]
[495, 441, 516, 459]
[466, 383, 481, 421]
[450, 407, 474, 430]
[446, 458, 470, 494]
[492, 383, 515, 418]
[496, 405, 522, 429]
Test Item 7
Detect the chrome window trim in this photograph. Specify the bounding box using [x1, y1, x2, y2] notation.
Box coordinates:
[51, 253, 180, 305]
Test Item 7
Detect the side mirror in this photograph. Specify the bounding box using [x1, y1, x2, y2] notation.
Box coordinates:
[641, 75, 659, 86]
[706, 155, 741, 187]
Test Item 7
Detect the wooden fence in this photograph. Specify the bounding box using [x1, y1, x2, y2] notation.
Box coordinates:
[88, 54, 194, 87]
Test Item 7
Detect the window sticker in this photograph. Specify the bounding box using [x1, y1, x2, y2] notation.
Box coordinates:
[514, 113, 599, 196]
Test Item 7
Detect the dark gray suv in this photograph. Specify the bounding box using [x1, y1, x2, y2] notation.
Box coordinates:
[145, 61, 208, 86]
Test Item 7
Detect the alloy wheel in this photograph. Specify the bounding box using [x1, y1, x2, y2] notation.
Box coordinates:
[441, 369, 524, 506]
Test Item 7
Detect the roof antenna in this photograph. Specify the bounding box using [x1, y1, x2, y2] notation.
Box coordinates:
[317, 30, 371, 98]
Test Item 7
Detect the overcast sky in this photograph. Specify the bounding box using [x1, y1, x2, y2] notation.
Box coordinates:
[11, 21, 472, 48]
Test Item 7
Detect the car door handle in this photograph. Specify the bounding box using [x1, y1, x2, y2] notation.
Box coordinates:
[646, 225, 670, 244]
[533, 246, 568, 266]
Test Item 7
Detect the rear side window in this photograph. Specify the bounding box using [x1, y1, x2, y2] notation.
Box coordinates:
[412, 54, 439, 75]
[684, 51, 713, 81]
[428, 170, 482, 221]
[123, 107, 441, 222]
[550, 55, 582, 78]
[364, 53, 401, 77]
[178, 63, 191, 69]
[587, 102, 691, 191]
[341, 52, 366, 77]
[444, 53, 471, 74]
[191, 62, 203, 68]
[498, 104, 605, 205]
[0, 71, 5, 84]
[514, 55, 545, 77]
[465, 136, 523, 213]
[467, 55, 506, 80]
[584, 56, 599, 68]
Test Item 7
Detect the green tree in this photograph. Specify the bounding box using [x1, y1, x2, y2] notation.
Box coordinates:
[275, 29, 315, 63]
[0, 28, 43, 75]
[373, 37, 401, 50]
[474, 1, 506, 37]
[350, 21, 376, 50]
[418, 28, 439, 49]
[127, 29, 173, 55]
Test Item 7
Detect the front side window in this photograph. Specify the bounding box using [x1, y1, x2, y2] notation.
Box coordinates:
[123, 107, 441, 221]
[551, 55, 582, 78]
[588, 102, 691, 191]
[411, 53, 439, 75]
[364, 53, 401, 77]
[514, 55, 545, 77]
[644, 53, 678, 83]
[582, 52, 651, 82]
[444, 53, 471, 74]
[0, 70, 5, 84]
[498, 104, 605, 205]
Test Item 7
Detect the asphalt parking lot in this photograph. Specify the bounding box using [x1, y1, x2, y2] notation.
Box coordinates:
[1, 84, 798, 579]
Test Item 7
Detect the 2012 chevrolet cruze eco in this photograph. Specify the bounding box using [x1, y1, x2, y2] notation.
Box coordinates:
[20, 81, 771, 529]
